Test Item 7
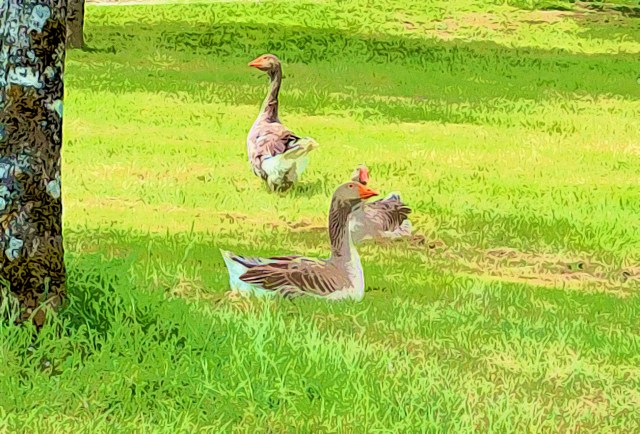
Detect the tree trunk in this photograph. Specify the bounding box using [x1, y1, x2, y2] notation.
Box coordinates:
[0, 0, 67, 327]
[66, 0, 84, 49]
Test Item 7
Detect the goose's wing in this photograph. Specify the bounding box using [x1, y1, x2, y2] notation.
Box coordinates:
[239, 258, 347, 298]
[227, 252, 303, 269]
[364, 195, 412, 232]
[254, 122, 300, 163]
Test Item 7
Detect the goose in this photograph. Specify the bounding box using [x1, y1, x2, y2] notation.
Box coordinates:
[349, 164, 412, 242]
[220, 181, 379, 300]
[247, 54, 319, 192]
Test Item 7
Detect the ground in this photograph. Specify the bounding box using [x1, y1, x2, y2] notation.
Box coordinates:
[1, 0, 640, 432]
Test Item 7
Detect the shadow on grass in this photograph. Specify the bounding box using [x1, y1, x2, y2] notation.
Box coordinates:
[69, 19, 640, 130]
[563, 2, 640, 44]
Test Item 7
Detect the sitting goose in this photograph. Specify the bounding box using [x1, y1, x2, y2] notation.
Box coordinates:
[247, 54, 319, 192]
[220, 181, 379, 300]
[349, 164, 413, 242]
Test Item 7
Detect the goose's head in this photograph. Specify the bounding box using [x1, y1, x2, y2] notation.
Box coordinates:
[333, 181, 378, 210]
[248, 54, 281, 72]
[351, 164, 370, 185]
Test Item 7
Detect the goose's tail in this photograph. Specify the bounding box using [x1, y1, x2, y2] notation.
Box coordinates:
[282, 137, 319, 160]
[384, 192, 404, 202]
[397, 219, 413, 236]
[263, 138, 319, 191]
[220, 249, 256, 293]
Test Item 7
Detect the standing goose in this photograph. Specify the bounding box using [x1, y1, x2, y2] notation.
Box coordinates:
[349, 164, 412, 242]
[221, 181, 378, 300]
[247, 54, 319, 192]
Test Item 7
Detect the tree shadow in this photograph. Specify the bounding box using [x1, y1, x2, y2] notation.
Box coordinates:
[67, 19, 640, 130]
[81, 44, 117, 54]
[563, 3, 640, 44]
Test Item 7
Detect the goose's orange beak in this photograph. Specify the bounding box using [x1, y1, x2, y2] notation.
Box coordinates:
[248, 57, 263, 68]
[358, 183, 378, 200]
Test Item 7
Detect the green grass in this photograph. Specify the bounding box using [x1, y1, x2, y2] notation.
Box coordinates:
[2, 0, 640, 431]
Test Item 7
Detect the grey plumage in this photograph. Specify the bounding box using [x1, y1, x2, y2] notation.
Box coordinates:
[350, 165, 413, 242]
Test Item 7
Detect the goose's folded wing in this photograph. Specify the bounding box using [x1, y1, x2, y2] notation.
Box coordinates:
[239, 259, 346, 297]
[229, 253, 303, 269]
[255, 123, 300, 161]
[365, 198, 412, 232]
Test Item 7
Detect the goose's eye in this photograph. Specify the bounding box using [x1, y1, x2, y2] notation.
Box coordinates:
[348, 184, 353, 188]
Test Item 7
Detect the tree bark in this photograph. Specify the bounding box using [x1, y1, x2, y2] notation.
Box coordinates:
[0, 0, 67, 327]
[66, 0, 83, 49]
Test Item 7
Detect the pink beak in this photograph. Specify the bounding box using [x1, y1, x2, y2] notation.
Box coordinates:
[359, 167, 370, 185]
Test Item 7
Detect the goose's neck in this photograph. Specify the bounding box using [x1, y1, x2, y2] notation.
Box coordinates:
[328, 200, 358, 263]
[259, 66, 282, 122]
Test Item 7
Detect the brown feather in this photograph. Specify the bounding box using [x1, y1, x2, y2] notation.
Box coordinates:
[239, 259, 350, 297]
[364, 198, 412, 232]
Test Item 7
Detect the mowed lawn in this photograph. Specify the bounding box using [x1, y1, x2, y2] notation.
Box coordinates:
[2, 0, 640, 432]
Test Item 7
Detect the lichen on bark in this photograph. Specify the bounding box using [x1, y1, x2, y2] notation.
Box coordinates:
[0, 0, 67, 327]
